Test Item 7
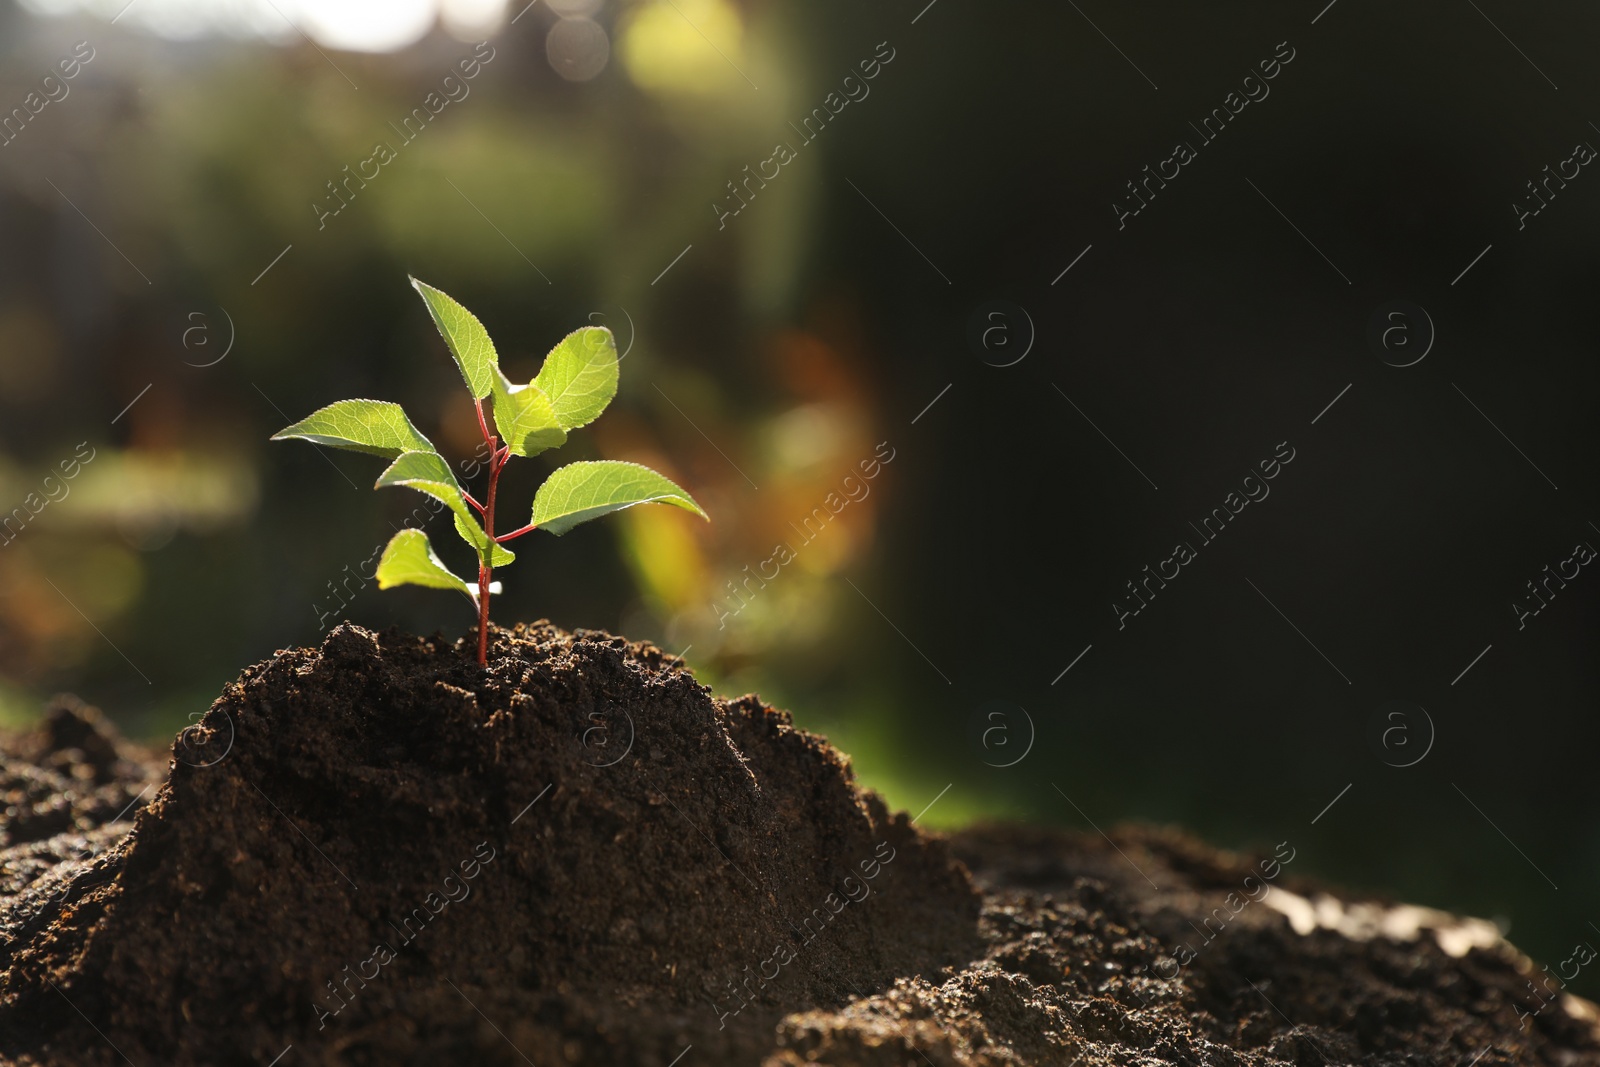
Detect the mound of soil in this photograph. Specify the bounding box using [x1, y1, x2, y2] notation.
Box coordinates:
[0, 622, 1594, 1066]
[0, 623, 979, 1065]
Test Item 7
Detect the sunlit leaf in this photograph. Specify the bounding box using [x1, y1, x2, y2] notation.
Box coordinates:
[411, 277, 498, 399]
[531, 460, 707, 536]
[375, 450, 479, 535]
[376, 529, 476, 603]
[532, 326, 618, 430]
[453, 510, 516, 566]
[491, 370, 567, 457]
[270, 400, 436, 459]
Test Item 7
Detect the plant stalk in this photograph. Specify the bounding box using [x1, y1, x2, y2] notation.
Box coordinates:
[475, 399, 500, 666]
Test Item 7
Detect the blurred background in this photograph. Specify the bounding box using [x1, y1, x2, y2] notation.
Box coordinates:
[0, 0, 1596, 995]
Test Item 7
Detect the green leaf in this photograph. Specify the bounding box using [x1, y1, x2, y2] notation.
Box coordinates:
[532, 326, 618, 431]
[491, 371, 567, 457]
[453, 510, 516, 566]
[531, 460, 707, 536]
[271, 399, 436, 459]
[375, 529, 476, 603]
[377, 450, 513, 566]
[411, 277, 498, 400]
[375, 450, 478, 533]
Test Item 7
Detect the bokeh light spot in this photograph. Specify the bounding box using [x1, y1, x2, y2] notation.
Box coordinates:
[546, 16, 610, 82]
[618, 0, 744, 97]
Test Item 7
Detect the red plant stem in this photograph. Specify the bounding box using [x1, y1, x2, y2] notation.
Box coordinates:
[462, 489, 485, 514]
[494, 522, 537, 544]
[473, 397, 494, 446]
[477, 467, 498, 665]
[474, 397, 500, 666]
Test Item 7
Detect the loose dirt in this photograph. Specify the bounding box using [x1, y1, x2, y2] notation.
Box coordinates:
[0, 623, 1591, 1066]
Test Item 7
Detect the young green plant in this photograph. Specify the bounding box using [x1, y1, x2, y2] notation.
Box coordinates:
[272, 278, 707, 665]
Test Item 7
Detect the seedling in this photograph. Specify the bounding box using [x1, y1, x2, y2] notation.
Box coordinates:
[273, 278, 707, 665]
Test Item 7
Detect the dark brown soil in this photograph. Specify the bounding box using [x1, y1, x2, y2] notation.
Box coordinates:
[0, 623, 979, 1066]
[0, 623, 1593, 1066]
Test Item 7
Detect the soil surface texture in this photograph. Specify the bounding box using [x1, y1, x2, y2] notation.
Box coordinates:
[0, 622, 1592, 1066]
